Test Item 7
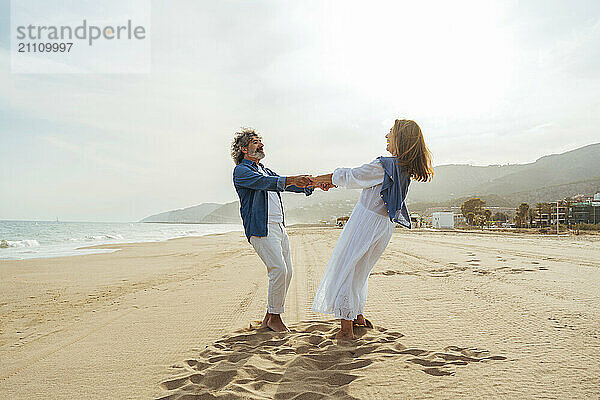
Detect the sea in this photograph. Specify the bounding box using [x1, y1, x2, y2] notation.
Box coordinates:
[0, 220, 243, 260]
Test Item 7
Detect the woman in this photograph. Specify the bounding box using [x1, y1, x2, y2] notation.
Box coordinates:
[310, 119, 434, 339]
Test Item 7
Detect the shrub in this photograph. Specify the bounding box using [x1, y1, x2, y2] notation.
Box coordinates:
[572, 223, 600, 231]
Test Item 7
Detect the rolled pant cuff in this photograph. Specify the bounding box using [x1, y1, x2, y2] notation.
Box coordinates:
[267, 306, 284, 314]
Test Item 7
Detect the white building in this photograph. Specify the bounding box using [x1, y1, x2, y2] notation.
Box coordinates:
[432, 212, 454, 229]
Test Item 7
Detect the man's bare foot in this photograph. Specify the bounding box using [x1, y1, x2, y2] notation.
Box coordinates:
[354, 314, 366, 325]
[335, 319, 355, 340]
[261, 312, 271, 328]
[266, 314, 289, 332]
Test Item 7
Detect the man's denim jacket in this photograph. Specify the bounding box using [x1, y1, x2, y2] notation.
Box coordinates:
[233, 158, 313, 241]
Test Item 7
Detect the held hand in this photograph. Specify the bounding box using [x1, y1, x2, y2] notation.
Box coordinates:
[319, 182, 335, 191]
[310, 173, 333, 185]
[307, 175, 335, 191]
[286, 175, 312, 188]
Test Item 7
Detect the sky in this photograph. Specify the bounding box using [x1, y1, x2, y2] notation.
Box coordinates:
[1, 0, 599, 222]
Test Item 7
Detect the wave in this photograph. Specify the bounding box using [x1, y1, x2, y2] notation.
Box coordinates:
[0, 223, 243, 259]
[0, 239, 40, 248]
[0, 234, 124, 248]
[82, 234, 125, 241]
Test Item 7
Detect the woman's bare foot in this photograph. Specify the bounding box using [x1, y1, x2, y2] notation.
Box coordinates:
[335, 330, 355, 340]
[335, 319, 355, 340]
[266, 314, 289, 332]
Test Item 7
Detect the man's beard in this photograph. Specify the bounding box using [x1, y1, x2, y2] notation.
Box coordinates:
[249, 148, 265, 160]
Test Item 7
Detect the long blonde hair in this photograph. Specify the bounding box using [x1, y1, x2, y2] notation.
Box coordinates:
[389, 119, 434, 182]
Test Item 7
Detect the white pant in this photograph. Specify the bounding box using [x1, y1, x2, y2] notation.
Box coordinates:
[250, 222, 293, 314]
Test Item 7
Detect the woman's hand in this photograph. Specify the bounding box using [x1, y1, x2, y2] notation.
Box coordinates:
[308, 174, 335, 191]
[319, 182, 335, 191]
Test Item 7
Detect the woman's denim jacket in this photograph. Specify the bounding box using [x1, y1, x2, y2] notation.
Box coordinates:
[377, 156, 411, 228]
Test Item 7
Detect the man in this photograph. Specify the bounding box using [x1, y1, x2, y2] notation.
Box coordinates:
[231, 128, 314, 332]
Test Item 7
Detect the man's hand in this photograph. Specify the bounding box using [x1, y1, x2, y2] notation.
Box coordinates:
[286, 175, 312, 188]
[308, 174, 335, 191]
[310, 174, 333, 184]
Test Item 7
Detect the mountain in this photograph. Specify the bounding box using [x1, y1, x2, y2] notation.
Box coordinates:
[470, 143, 600, 195]
[178, 190, 361, 225]
[408, 143, 600, 202]
[140, 203, 221, 223]
[201, 201, 242, 224]
[139, 143, 599, 224]
[501, 176, 600, 205]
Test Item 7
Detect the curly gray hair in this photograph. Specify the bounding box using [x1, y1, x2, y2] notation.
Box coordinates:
[231, 127, 260, 165]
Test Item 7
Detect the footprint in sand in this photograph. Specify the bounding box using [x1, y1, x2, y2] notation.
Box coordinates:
[509, 266, 551, 273]
[472, 269, 491, 275]
[371, 270, 421, 277]
[158, 321, 507, 399]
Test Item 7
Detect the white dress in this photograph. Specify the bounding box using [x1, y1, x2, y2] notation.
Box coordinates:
[312, 158, 395, 320]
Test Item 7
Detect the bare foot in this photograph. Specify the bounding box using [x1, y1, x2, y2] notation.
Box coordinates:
[260, 312, 271, 328]
[336, 319, 355, 340]
[267, 314, 289, 332]
[335, 329, 355, 340]
[354, 314, 366, 325]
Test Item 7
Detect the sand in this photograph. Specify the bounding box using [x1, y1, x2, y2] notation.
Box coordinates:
[1, 227, 599, 399]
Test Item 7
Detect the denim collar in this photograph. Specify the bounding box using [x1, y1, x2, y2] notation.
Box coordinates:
[240, 158, 262, 169]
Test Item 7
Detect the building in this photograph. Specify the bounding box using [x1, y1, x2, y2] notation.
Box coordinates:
[538, 203, 568, 226]
[424, 205, 513, 225]
[432, 212, 454, 229]
[570, 192, 600, 224]
[534, 193, 600, 226]
[410, 213, 424, 228]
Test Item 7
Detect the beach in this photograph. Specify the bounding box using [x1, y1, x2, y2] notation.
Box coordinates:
[1, 226, 599, 399]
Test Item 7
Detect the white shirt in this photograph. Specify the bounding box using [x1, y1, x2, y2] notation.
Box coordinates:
[332, 158, 388, 216]
[258, 164, 284, 223]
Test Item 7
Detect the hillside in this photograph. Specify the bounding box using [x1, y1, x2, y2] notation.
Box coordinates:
[201, 201, 242, 224]
[408, 142, 600, 202]
[407, 164, 527, 202]
[139, 143, 600, 224]
[501, 176, 600, 205]
[472, 143, 600, 195]
[140, 203, 221, 223]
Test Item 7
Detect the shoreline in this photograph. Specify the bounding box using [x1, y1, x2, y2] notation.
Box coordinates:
[0, 223, 244, 261]
[1, 224, 595, 262]
[1, 224, 596, 262]
[138, 221, 241, 225]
